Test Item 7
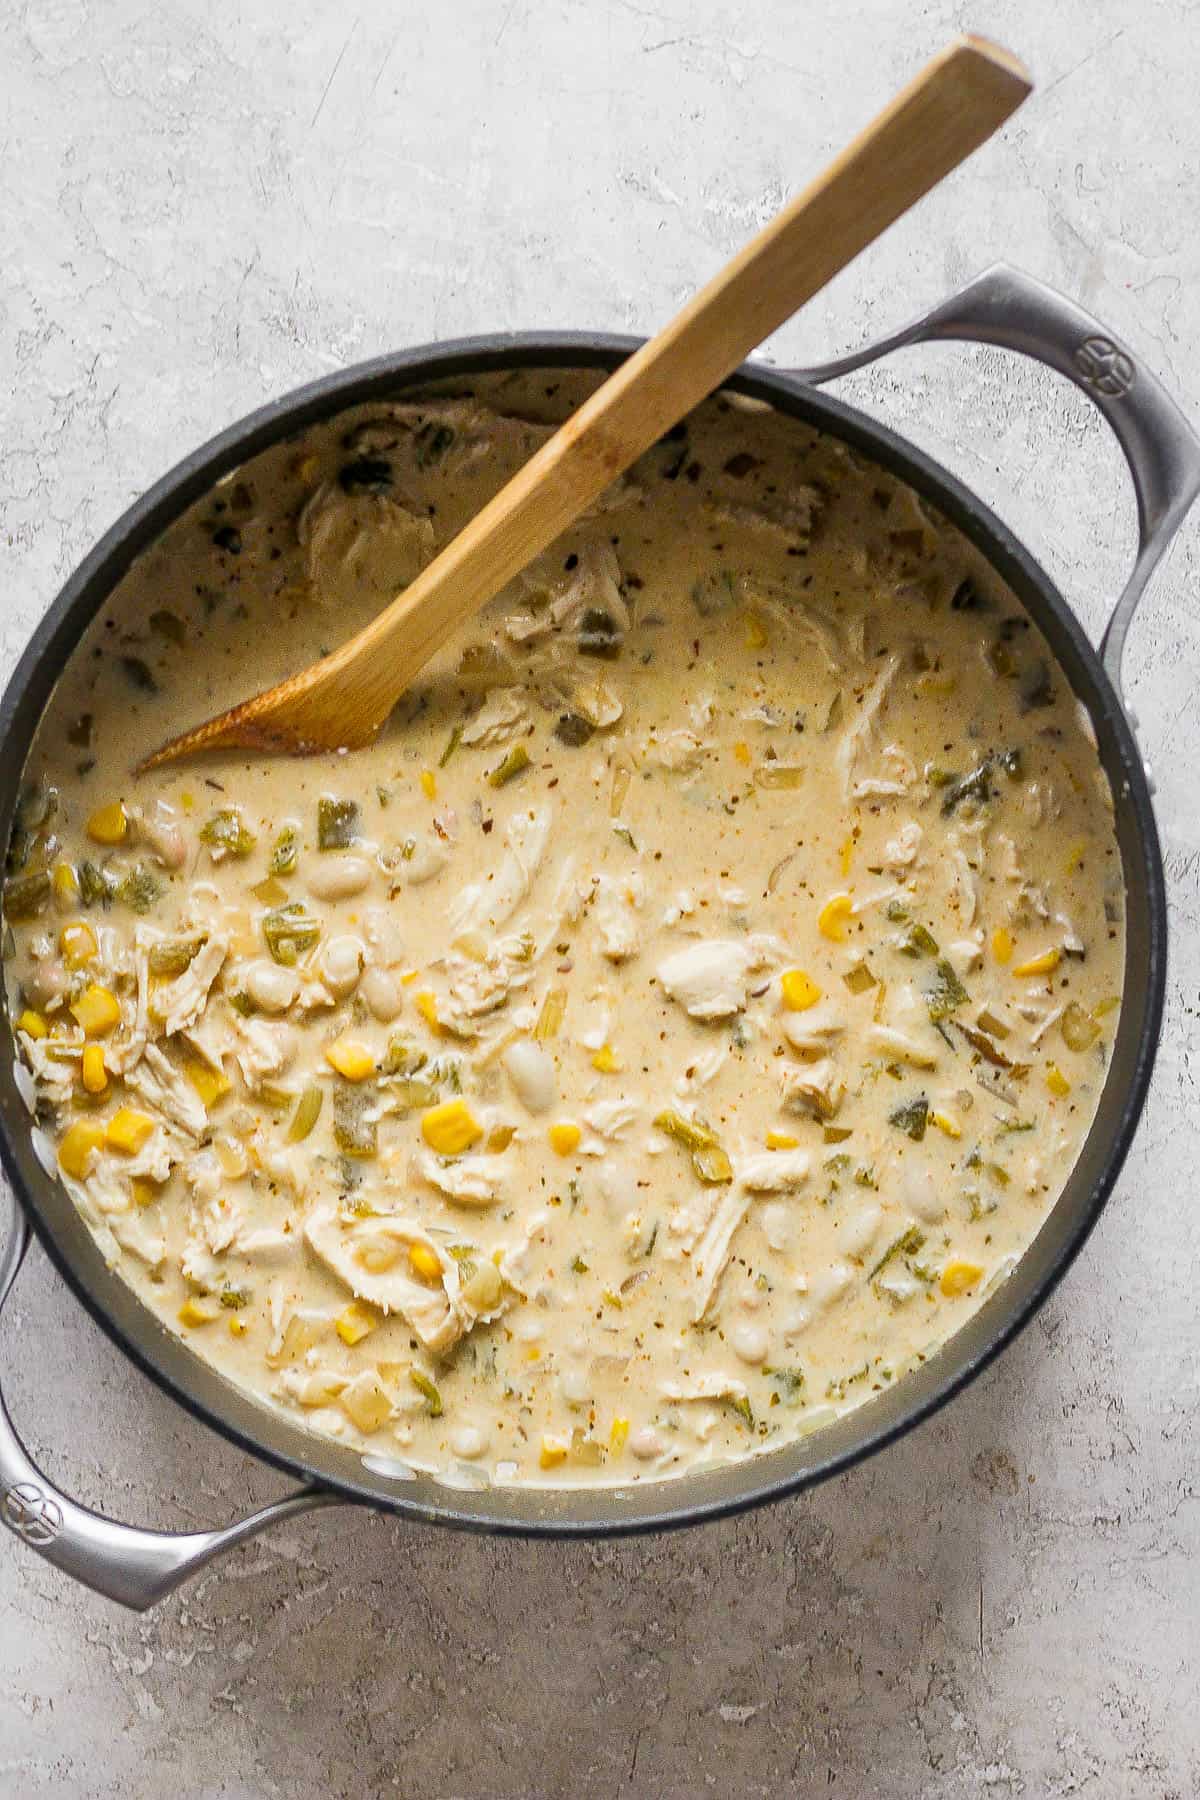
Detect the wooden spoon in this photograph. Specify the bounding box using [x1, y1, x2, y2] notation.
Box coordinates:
[141, 35, 1029, 770]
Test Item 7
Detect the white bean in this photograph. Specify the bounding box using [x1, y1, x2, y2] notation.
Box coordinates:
[305, 854, 373, 902]
[501, 1039, 556, 1115]
[629, 1427, 663, 1461]
[320, 934, 364, 998]
[839, 1203, 882, 1260]
[558, 1365, 591, 1406]
[731, 1321, 769, 1366]
[360, 965, 403, 1022]
[451, 1424, 488, 1460]
[242, 959, 298, 1013]
[761, 1201, 793, 1253]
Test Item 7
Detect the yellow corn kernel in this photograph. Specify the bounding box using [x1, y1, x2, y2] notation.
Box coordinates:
[178, 1296, 220, 1328]
[744, 613, 767, 650]
[130, 1178, 157, 1209]
[183, 1055, 231, 1109]
[591, 1043, 622, 1074]
[539, 1438, 569, 1470]
[548, 1121, 581, 1157]
[420, 769, 437, 800]
[523, 1342, 543, 1363]
[610, 1417, 630, 1452]
[324, 1038, 376, 1081]
[838, 833, 855, 877]
[817, 893, 854, 942]
[1045, 1063, 1072, 1098]
[106, 1107, 156, 1155]
[939, 1260, 984, 1298]
[80, 1044, 108, 1095]
[733, 740, 752, 767]
[408, 1241, 443, 1284]
[930, 1111, 962, 1139]
[1013, 947, 1061, 978]
[51, 861, 79, 905]
[69, 984, 121, 1037]
[57, 1119, 106, 1180]
[780, 968, 822, 1012]
[86, 801, 128, 845]
[415, 989, 443, 1034]
[59, 920, 98, 968]
[179, 790, 195, 813]
[421, 1097, 483, 1156]
[1063, 838, 1088, 876]
[228, 1316, 249, 1338]
[356, 1242, 401, 1274]
[991, 926, 1014, 964]
[766, 1129, 800, 1150]
[16, 1009, 47, 1040]
[335, 1302, 378, 1346]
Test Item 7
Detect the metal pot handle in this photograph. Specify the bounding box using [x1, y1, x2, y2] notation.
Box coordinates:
[791, 262, 1200, 705]
[0, 1183, 338, 1610]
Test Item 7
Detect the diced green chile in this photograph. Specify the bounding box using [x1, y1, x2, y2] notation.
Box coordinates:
[487, 745, 531, 788]
[78, 861, 115, 908]
[270, 828, 299, 875]
[116, 863, 164, 914]
[925, 959, 969, 1023]
[940, 761, 994, 816]
[889, 1096, 929, 1141]
[200, 809, 257, 858]
[148, 936, 205, 977]
[333, 1083, 378, 1158]
[870, 1225, 927, 1279]
[898, 923, 939, 958]
[3, 871, 50, 921]
[262, 903, 321, 965]
[554, 712, 595, 747]
[317, 797, 359, 850]
[654, 1109, 733, 1184]
[287, 1085, 324, 1142]
[410, 1370, 443, 1416]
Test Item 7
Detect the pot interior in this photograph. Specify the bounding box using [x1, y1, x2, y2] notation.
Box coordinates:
[0, 343, 1164, 1532]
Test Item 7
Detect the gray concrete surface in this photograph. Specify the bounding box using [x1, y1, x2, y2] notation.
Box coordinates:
[1, 2, 1198, 1794]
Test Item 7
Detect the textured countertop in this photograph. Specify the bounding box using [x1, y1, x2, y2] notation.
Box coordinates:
[2, 3, 1198, 1794]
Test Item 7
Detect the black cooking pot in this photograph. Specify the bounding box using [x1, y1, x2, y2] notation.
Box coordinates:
[2, 266, 1195, 1610]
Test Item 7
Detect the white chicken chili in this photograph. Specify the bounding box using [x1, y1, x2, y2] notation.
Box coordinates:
[3, 371, 1124, 1487]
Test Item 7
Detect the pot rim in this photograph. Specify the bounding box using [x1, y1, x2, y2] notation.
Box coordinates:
[0, 334, 1166, 1534]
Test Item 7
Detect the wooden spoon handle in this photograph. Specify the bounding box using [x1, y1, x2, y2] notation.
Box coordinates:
[328, 36, 1029, 723]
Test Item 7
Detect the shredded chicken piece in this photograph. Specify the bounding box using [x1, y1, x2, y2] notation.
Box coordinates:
[125, 1043, 208, 1138]
[781, 1056, 846, 1120]
[148, 934, 228, 1036]
[449, 805, 551, 936]
[592, 872, 643, 962]
[303, 1206, 462, 1353]
[410, 1146, 505, 1207]
[736, 1148, 811, 1192]
[461, 687, 529, 747]
[834, 653, 901, 800]
[300, 483, 435, 610]
[656, 937, 775, 1021]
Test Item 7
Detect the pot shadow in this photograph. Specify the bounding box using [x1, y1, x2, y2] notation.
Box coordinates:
[0, 1233, 1078, 1797]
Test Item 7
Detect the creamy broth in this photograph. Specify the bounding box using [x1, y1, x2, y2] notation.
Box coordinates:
[3, 372, 1124, 1486]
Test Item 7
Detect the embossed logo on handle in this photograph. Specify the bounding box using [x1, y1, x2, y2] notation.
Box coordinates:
[2, 1480, 63, 1545]
[1075, 335, 1136, 398]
